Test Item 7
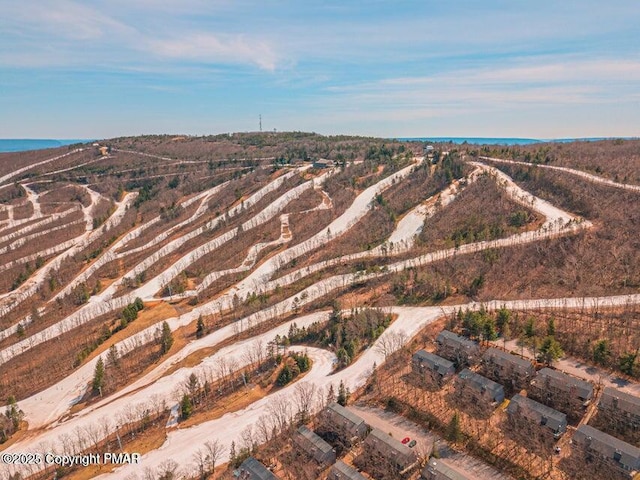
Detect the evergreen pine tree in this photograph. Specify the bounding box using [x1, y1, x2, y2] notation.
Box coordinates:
[502, 321, 511, 347]
[336, 348, 351, 367]
[159, 321, 174, 354]
[134, 297, 144, 311]
[496, 306, 511, 333]
[337, 380, 348, 406]
[446, 412, 463, 443]
[180, 394, 193, 420]
[92, 357, 105, 396]
[5, 396, 24, 430]
[482, 317, 498, 342]
[593, 340, 611, 365]
[327, 383, 336, 404]
[538, 336, 564, 365]
[196, 315, 205, 339]
[619, 351, 638, 376]
[524, 317, 536, 338]
[187, 373, 199, 398]
[547, 318, 556, 337]
[276, 364, 293, 386]
[107, 344, 120, 367]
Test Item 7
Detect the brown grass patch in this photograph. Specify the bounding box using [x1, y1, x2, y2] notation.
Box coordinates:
[82, 301, 178, 365]
[179, 385, 269, 429]
[0, 420, 29, 452]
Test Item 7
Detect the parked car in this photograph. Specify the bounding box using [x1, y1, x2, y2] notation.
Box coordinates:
[401, 437, 410, 444]
[408, 440, 417, 448]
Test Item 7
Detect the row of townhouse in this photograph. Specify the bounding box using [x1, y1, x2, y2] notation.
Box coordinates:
[414, 330, 640, 479]
[297, 401, 420, 478]
[597, 387, 640, 442]
[453, 368, 505, 417]
[528, 367, 593, 421]
[239, 387, 640, 480]
[506, 394, 567, 443]
[419, 331, 594, 417]
[572, 425, 640, 479]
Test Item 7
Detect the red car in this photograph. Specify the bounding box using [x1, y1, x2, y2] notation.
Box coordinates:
[401, 437, 410, 444]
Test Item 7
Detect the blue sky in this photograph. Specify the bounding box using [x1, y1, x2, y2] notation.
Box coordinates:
[1, 1, 639, 139]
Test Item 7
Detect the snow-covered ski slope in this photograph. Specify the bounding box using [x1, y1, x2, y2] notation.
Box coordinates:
[1, 142, 639, 480]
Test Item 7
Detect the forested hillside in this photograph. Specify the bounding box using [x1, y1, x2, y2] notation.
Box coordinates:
[0, 134, 638, 480]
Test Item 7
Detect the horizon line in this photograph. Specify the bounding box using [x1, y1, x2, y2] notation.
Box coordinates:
[1, 134, 639, 142]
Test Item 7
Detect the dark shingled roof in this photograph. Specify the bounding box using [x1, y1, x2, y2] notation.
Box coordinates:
[329, 460, 368, 480]
[368, 427, 412, 452]
[600, 387, 640, 416]
[458, 368, 505, 401]
[422, 458, 472, 480]
[534, 368, 593, 400]
[483, 348, 534, 371]
[237, 457, 279, 480]
[364, 427, 418, 469]
[413, 350, 455, 376]
[574, 425, 640, 471]
[326, 402, 367, 428]
[436, 330, 478, 350]
[296, 425, 334, 455]
[507, 394, 567, 433]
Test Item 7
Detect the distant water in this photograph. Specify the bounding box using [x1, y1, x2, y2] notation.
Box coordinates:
[2, 136, 634, 153]
[0, 139, 90, 153]
[398, 137, 542, 145]
[397, 137, 636, 145]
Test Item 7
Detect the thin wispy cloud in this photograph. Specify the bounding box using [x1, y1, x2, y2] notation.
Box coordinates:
[148, 33, 279, 71]
[324, 56, 639, 117]
[0, 0, 281, 71]
[2, 0, 134, 40]
[468, 59, 640, 84]
[338, 58, 640, 89]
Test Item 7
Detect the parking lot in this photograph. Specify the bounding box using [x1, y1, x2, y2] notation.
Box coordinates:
[349, 404, 512, 480]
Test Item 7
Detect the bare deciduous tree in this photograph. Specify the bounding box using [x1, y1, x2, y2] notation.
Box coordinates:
[294, 382, 317, 424]
[98, 416, 111, 444]
[84, 423, 101, 449]
[240, 424, 255, 453]
[375, 330, 408, 359]
[203, 439, 224, 473]
[255, 415, 273, 444]
[214, 356, 230, 387]
[142, 467, 156, 480]
[267, 395, 292, 433]
[192, 449, 207, 479]
[242, 338, 265, 368]
[156, 459, 178, 479]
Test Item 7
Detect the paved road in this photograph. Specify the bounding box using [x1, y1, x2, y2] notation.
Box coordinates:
[496, 339, 640, 397]
[349, 405, 512, 480]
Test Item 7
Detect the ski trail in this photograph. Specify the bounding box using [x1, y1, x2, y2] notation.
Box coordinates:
[480, 156, 640, 192]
